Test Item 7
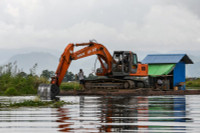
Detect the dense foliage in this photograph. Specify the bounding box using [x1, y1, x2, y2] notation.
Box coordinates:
[40, 69, 97, 82]
[0, 63, 48, 96]
[40, 69, 54, 80]
[0, 63, 98, 95]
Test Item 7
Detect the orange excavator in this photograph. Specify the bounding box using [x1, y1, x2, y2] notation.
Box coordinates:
[38, 41, 148, 99]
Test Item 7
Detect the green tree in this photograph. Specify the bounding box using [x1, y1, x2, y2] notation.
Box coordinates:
[17, 72, 27, 77]
[41, 70, 54, 80]
[29, 63, 38, 76]
[86, 73, 97, 80]
[63, 71, 75, 82]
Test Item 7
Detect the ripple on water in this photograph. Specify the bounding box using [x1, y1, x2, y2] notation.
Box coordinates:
[0, 95, 200, 132]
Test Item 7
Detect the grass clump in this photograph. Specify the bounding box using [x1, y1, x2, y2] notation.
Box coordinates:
[60, 82, 80, 91]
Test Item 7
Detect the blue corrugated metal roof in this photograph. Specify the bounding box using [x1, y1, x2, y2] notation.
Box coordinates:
[142, 54, 193, 64]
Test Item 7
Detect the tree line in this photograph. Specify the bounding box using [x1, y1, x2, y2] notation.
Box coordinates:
[41, 69, 97, 82]
[0, 62, 47, 95]
[0, 62, 97, 95]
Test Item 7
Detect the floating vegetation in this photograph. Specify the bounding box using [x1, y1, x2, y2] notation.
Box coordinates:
[0, 99, 73, 108]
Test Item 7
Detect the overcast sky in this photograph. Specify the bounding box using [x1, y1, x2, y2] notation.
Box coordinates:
[0, 0, 200, 53]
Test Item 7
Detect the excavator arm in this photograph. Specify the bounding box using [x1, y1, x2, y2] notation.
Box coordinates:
[51, 41, 113, 86]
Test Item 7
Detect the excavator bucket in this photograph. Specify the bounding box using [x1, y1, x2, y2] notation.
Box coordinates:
[37, 84, 60, 100]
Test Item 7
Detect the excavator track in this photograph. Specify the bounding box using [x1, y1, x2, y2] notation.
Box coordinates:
[84, 78, 142, 89]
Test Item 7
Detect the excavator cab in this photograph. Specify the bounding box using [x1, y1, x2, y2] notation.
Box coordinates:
[112, 51, 138, 77]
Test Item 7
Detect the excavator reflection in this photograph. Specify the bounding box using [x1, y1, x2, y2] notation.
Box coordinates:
[56, 96, 186, 132]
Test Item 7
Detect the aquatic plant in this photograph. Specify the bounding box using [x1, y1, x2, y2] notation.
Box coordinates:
[0, 100, 73, 108]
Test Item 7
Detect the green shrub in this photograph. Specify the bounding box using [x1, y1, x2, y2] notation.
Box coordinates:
[60, 82, 80, 90]
[0, 62, 51, 96]
[4, 87, 19, 96]
[0, 73, 48, 96]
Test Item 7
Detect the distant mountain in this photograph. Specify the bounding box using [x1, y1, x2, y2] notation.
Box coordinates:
[6, 52, 97, 76]
[0, 47, 61, 65]
[8, 52, 59, 75]
[1, 48, 200, 77]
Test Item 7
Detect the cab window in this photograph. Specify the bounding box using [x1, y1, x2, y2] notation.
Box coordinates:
[132, 54, 138, 65]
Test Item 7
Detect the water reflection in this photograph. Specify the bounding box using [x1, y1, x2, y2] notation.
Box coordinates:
[147, 96, 186, 132]
[56, 96, 188, 132]
[56, 108, 72, 132]
[1, 95, 200, 132]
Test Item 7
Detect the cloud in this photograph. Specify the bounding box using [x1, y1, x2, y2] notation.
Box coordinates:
[0, 0, 200, 54]
[118, 5, 200, 52]
[5, 4, 19, 18]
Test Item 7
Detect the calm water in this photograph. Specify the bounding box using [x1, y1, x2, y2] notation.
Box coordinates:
[0, 95, 200, 133]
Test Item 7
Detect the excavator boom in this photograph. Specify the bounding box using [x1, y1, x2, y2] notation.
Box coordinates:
[53, 42, 113, 86]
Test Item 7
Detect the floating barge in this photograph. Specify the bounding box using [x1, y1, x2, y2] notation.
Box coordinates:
[57, 54, 196, 97]
[59, 89, 200, 96]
